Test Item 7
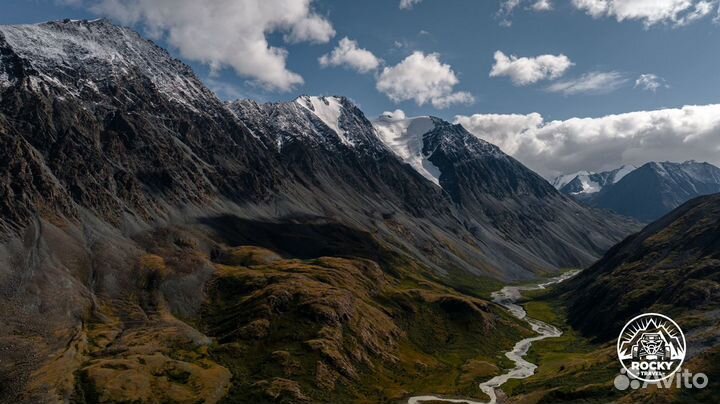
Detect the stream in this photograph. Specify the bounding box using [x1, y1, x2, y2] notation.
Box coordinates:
[407, 271, 578, 404]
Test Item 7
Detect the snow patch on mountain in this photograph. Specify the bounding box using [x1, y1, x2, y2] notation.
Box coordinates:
[575, 177, 601, 194]
[296, 96, 354, 147]
[552, 171, 592, 189]
[613, 165, 636, 183]
[373, 111, 441, 185]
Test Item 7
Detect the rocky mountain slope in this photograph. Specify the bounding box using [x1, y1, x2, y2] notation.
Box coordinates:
[230, 95, 509, 279]
[557, 193, 720, 402]
[562, 193, 720, 341]
[0, 19, 282, 233]
[231, 96, 639, 278]
[0, 19, 636, 281]
[0, 19, 638, 403]
[374, 113, 635, 271]
[501, 195, 720, 403]
[554, 161, 720, 222]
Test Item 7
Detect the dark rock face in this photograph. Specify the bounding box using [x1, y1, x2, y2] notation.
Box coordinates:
[0, 20, 280, 233]
[229, 96, 502, 278]
[423, 120, 555, 202]
[588, 161, 720, 222]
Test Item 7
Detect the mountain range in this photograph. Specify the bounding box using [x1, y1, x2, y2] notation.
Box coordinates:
[553, 161, 720, 222]
[0, 19, 642, 403]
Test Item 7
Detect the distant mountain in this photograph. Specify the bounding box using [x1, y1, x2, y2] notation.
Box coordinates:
[589, 161, 720, 222]
[552, 165, 636, 198]
[554, 161, 720, 222]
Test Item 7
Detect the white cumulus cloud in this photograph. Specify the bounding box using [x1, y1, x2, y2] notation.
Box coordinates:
[75, 0, 335, 91]
[635, 74, 669, 92]
[572, 0, 720, 27]
[376, 51, 475, 109]
[455, 104, 720, 178]
[319, 37, 382, 73]
[490, 51, 574, 86]
[546, 71, 629, 95]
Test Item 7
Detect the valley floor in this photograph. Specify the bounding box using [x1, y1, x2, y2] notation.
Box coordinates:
[406, 271, 720, 404]
[502, 288, 720, 404]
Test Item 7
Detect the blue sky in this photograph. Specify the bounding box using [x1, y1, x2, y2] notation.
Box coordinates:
[3, 0, 720, 176]
[3, 0, 719, 121]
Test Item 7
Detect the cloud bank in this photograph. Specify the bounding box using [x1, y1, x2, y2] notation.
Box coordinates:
[455, 104, 720, 178]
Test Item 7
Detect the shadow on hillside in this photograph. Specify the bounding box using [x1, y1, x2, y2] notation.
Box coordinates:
[198, 215, 383, 262]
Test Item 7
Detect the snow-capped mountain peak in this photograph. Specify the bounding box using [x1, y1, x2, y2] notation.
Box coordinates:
[586, 161, 720, 222]
[230, 95, 392, 155]
[0, 19, 218, 113]
[552, 165, 637, 196]
[373, 112, 441, 185]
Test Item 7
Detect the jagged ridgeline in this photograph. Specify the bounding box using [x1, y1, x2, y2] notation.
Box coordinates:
[0, 20, 636, 403]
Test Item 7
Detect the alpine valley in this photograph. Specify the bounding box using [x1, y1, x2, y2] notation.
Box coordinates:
[503, 193, 720, 403]
[0, 18, 715, 404]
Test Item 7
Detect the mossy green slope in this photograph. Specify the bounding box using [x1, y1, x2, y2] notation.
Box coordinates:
[201, 246, 531, 403]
